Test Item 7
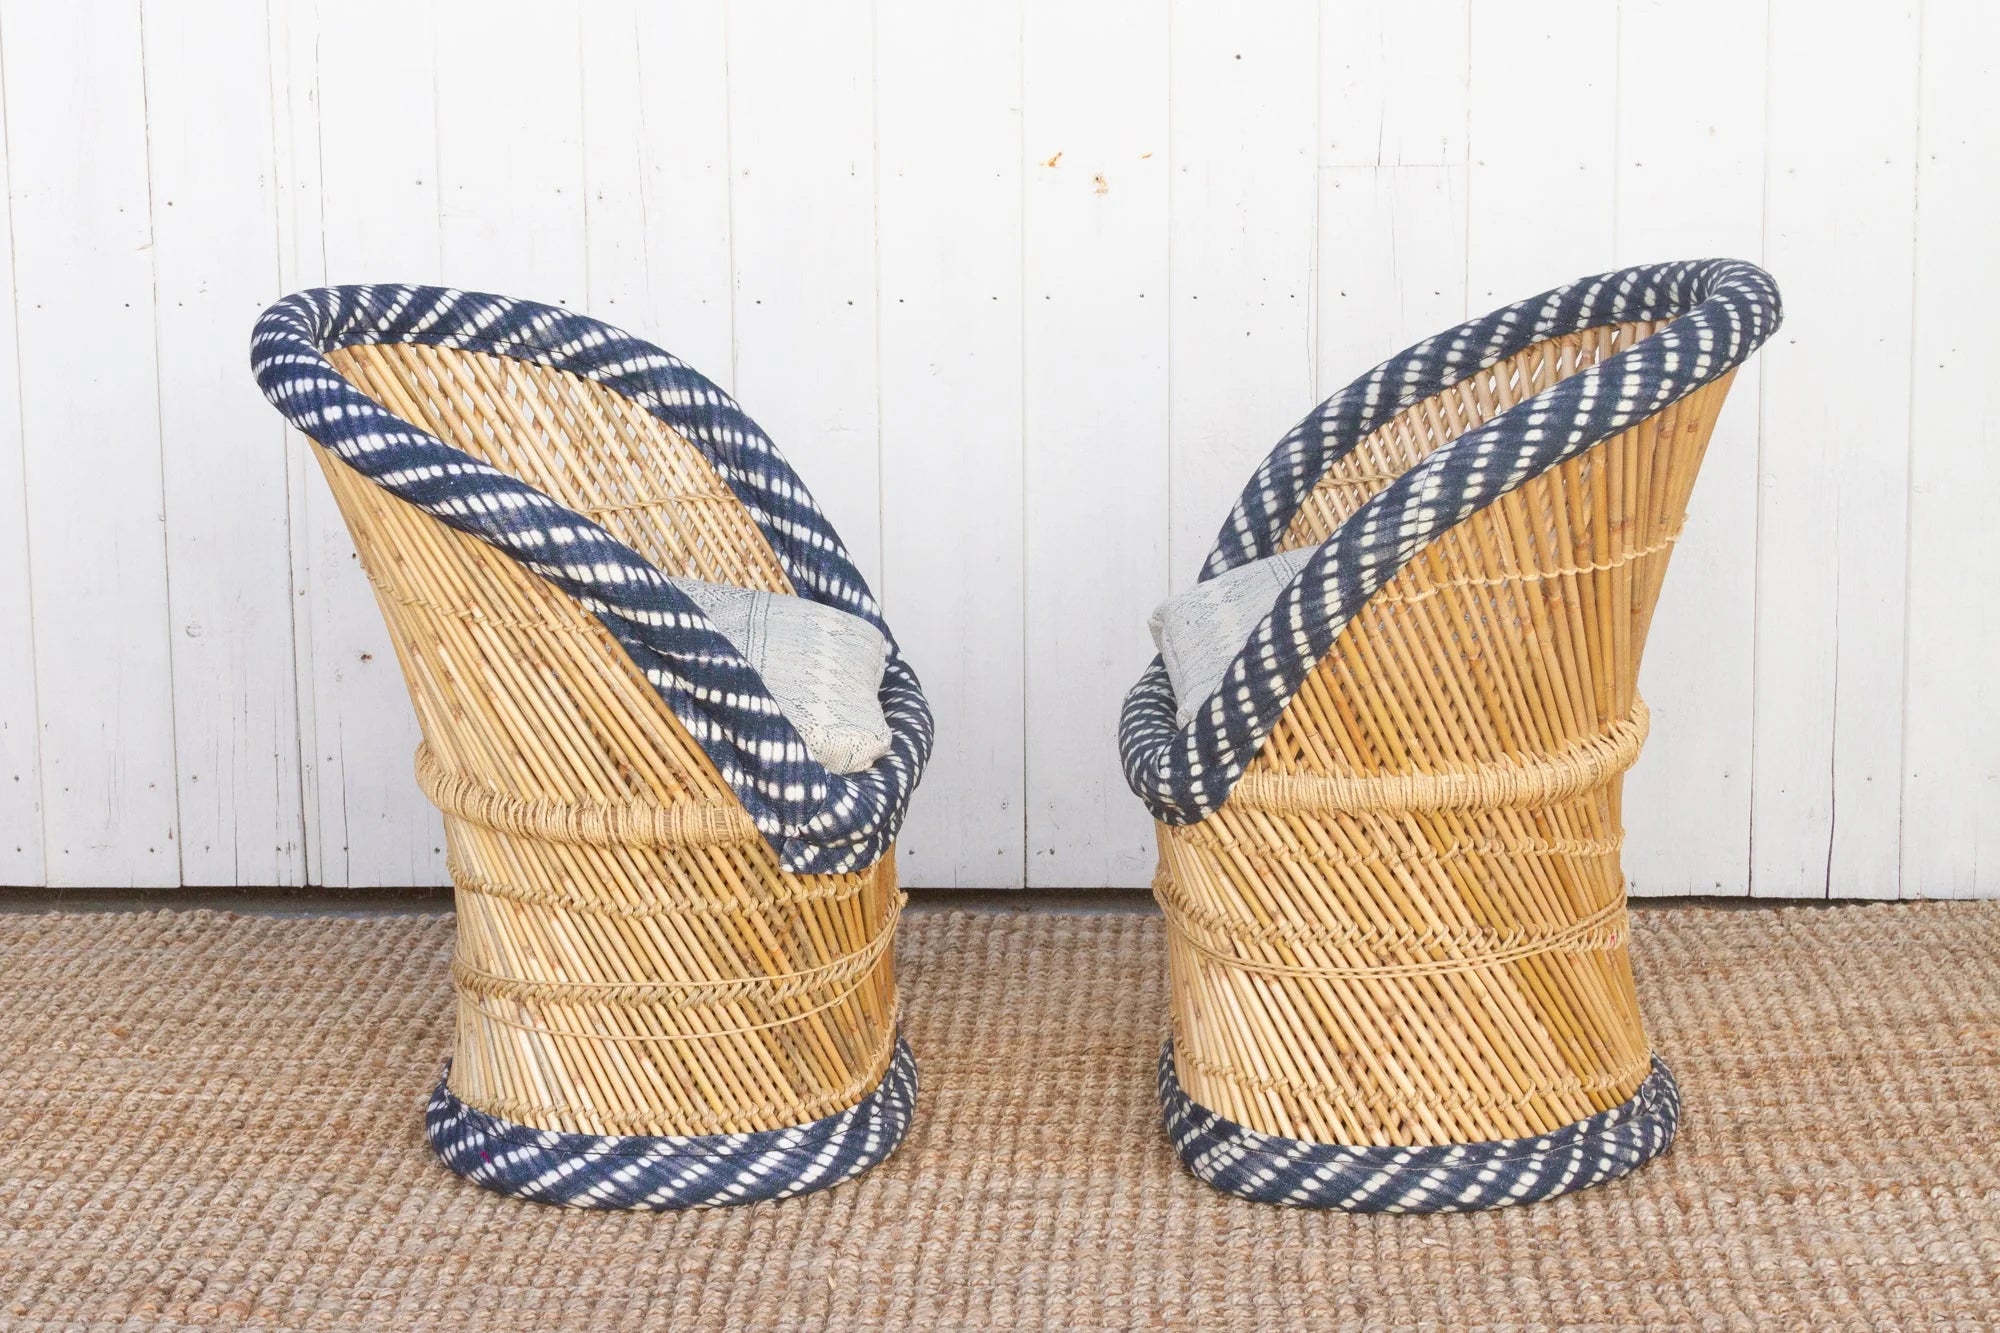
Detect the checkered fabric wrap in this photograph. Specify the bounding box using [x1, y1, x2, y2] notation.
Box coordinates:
[1159, 1041, 1680, 1212]
[252, 285, 932, 875]
[425, 1038, 918, 1210]
[1120, 260, 1782, 824]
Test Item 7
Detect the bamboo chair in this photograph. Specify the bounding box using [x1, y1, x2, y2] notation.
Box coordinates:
[1122, 261, 1782, 1211]
[252, 287, 931, 1209]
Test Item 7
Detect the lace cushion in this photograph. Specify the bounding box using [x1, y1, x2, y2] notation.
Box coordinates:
[1149, 549, 1314, 729]
[671, 578, 892, 773]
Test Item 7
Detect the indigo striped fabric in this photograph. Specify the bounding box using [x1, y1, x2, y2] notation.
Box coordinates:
[426, 1039, 918, 1210]
[1159, 1042, 1680, 1212]
[1120, 260, 1782, 824]
[252, 286, 931, 875]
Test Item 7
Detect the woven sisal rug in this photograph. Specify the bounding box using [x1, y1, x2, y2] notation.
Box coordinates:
[2, 904, 1996, 1329]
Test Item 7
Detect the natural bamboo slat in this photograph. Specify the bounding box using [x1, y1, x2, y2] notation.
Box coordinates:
[1158, 321, 1737, 1146]
[313, 342, 900, 1138]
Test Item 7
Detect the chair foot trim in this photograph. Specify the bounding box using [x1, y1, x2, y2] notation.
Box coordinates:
[1158, 1039, 1677, 1212]
[425, 1036, 917, 1210]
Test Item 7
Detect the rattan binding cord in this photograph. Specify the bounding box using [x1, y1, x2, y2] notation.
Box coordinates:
[1159, 320, 1737, 1150]
[315, 341, 901, 1141]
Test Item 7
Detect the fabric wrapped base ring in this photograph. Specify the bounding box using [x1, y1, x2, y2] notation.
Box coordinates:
[424, 1036, 917, 1210]
[1158, 1040, 1679, 1212]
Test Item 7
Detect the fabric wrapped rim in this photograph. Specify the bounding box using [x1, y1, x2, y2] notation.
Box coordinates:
[1158, 1040, 1680, 1212]
[426, 1035, 919, 1210]
[1120, 259, 1783, 826]
[250, 284, 931, 875]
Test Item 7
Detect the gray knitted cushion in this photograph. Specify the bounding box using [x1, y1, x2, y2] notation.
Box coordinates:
[669, 579, 893, 773]
[1149, 549, 1315, 728]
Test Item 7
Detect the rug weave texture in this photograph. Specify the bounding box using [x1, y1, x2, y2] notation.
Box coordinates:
[3, 904, 1997, 1330]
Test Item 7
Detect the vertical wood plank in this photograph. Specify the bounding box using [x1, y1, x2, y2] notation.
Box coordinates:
[1319, 0, 1469, 169]
[1315, 166, 1468, 397]
[143, 0, 305, 885]
[294, 0, 448, 886]
[1167, 0, 1318, 586]
[725, 0, 883, 586]
[578, 0, 653, 328]
[435, 0, 587, 304]
[1022, 0, 1169, 888]
[312, 3, 442, 283]
[268, 0, 327, 889]
[1753, 0, 1919, 899]
[1614, 0, 1768, 897]
[876, 0, 1026, 887]
[579, 0, 735, 381]
[1465, 1, 1619, 307]
[0, 46, 38, 883]
[3, 0, 180, 886]
[1316, 0, 1469, 405]
[1902, 0, 2000, 900]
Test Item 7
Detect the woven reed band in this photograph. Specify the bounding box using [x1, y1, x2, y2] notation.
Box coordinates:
[1159, 882, 1628, 982]
[1226, 697, 1649, 814]
[461, 998, 905, 1135]
[442, 852, 870, 919]
[1160, 701, 1647, 982]
[415, 742, 761, 848]
[1155, 864, 1627, 968]
[365, 564, 614, 640]
[1332, 526, 1683, 608]
[1178, 824, 1622, 870]
[451, 890, 902, 1012]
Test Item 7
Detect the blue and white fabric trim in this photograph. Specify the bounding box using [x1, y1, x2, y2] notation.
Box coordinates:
[252, 285, 932, 875]
[1120, 260, 1782, 824]
[1159, 1041, 1680, 1212]
[426, 1037, 918, 1210]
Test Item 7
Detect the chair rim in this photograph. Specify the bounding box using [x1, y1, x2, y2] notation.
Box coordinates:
[251, 283, 932, 875]
[1119, 258, 1783, 827]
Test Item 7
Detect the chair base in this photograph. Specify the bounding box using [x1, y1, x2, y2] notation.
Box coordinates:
[1158, 1040, 1678, 1213]
[424, 1036, 918, 1210]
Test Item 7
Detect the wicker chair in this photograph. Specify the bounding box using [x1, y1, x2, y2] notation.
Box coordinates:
[1122, 260, 1782, 1211]
[252, 287, 931, 1209]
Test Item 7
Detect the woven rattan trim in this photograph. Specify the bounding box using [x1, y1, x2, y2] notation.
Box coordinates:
[459, 1010, 900, 1135]
[458, 982, 872, 1043]
[1153, 864, 1627, 959]
[445, 853, 871, 919]
[1177, 822, 1622, 867]
[1167, 1034, 1653, 1118]
[452, 892, 902, 1009]
[416, 743, 760, 848]
[1356, 527, 1683, 608]
[364, 564, 605, 638]
[579, 493, 746, 517]
[1159, 884, 1628, 982]
[457, 966, 886, 1043]
[1230, 698, 1649, 815]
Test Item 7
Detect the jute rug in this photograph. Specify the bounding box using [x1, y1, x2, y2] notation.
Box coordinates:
[2, 904, 1996, 1330]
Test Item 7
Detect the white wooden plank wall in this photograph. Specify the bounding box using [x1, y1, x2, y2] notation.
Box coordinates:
[1904, 1, 2000, 899]
[0, 0, 1993, 897]
[4, 1, 180, 887]
[877, 0, 1026, 888]
[1613, 0, 1767, 896]
[1022, 0, 1170, 888]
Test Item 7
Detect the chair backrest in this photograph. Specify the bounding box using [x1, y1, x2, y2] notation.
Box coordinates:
[320, 342, 784, 817]
[1252, 320, 1736, 780]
